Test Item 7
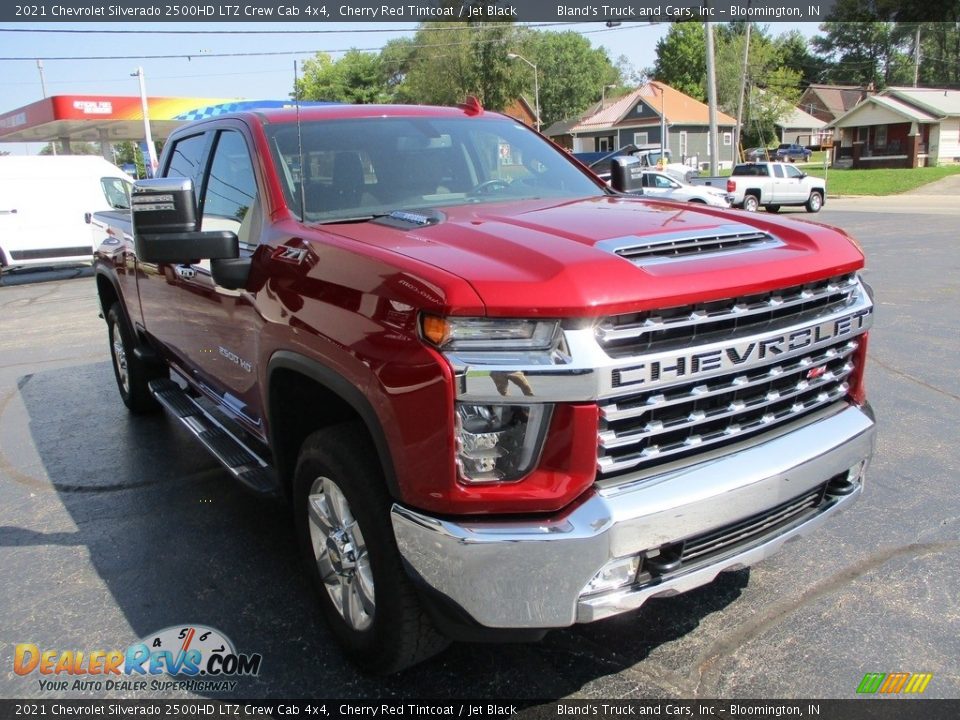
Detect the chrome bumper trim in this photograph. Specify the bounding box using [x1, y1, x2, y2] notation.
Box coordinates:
[391, 403, 874, 629]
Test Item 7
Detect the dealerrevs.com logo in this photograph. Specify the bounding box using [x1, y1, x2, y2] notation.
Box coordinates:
[14, 624, 262, 693]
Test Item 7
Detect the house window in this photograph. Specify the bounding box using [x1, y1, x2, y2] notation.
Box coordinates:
[875, 126, 887, 148]
[857, 127, 868, 142]
[723, 132, 732, 146]
[634, 132, 649, 146]
[679, 131, 688, 159]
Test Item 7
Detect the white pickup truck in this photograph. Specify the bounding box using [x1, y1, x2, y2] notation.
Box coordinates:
[726, 162, 826, 213]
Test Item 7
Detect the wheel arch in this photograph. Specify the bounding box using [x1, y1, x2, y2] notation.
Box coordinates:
[266, 351, 400, 502]
[95, 269, 123, 324]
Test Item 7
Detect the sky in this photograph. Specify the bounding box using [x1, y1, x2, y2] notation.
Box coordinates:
[0, 21, 823, 155]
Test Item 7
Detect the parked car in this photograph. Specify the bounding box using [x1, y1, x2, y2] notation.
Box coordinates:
[744, 147, 774, 161]
[726, 161, 826, 212]
[635, 170, 731, 207]
[775, 143, 812, 162]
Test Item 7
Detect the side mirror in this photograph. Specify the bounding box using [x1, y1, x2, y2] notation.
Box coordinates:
[610, 156, 644, 195]
[132, 178, 239, 264]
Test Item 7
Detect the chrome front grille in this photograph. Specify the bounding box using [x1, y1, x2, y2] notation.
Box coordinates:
[597, 273, 859, 358]
[598, 338, 858, 477]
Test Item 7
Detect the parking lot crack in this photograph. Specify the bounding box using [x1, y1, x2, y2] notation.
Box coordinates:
[871, 355, 960, 403]
[688, 540, 959, 697]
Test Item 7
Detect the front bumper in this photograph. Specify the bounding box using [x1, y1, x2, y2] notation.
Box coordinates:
[391, 402, 875, 629]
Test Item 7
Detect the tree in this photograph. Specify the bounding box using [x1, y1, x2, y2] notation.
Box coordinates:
[40, 141, 99, 156]
[715, 26, 802, 148]
[389, 22, 526, 111]
[520, 31, 622, 127]
[775, 29, 832, 87]
[916, 22, 960, 87]
[652, 23, 707, 101]
[296, 50, 389, 103]
[813, 16, 912, 88]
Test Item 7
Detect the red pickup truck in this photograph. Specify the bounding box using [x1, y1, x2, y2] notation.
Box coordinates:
[92, 103, 875, 673]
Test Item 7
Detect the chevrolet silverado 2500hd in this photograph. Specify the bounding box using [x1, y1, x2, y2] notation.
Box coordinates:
[92, 104, 875, 673]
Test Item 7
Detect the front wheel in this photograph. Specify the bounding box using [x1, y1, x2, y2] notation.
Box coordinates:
[294, 425, 448, 673]
[106, 302, 162, 413]
[805, 191, 823, 213]
[742, 194, 760, 212]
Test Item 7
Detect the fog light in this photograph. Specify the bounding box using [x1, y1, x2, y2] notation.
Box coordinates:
[455, 403, 551, 483]
[582, 556, 641, 595]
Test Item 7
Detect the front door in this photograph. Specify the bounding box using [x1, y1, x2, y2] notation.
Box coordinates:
[173, 126, 266, 436]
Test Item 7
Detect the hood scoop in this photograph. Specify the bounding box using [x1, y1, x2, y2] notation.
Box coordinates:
[598, 223, 783, 266]
[373, 209, 444, 229]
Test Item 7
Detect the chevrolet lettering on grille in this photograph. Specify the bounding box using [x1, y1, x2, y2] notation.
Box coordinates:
[612, 307, 873, 389]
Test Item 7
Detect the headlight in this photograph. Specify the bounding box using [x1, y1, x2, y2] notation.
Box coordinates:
[455, 403, 552, 483]
[422, 315, 560, 352]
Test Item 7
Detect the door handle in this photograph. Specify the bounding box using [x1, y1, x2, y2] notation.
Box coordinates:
[174, 265, 196, 280]
[0, 209, 17, 214]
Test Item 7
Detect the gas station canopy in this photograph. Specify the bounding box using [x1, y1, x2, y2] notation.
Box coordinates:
[0, 95, 328, 148]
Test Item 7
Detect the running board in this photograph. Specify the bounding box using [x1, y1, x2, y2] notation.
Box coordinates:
[149, 378, 278, 496]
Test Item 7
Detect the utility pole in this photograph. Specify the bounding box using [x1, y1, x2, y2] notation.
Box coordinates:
[734, 22, 752, 162]
[37, 60, 56, 155]
[705, 22, 720, 176]
[507, 53, 540, 132]
[913, 25, 921, 87]
[132, 67, 158, 177]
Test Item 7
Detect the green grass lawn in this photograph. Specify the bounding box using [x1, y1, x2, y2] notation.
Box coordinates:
[802, 165, 960, 196]
[719, 163, 960, 196]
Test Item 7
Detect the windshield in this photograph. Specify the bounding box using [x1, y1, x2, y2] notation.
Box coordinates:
[265, 116, 604, 223]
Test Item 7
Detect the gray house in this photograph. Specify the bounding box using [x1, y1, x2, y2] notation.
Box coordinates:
[549, 82, 738, 169]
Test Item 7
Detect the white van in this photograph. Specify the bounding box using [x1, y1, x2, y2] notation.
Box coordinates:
[0, 156, 133, 272]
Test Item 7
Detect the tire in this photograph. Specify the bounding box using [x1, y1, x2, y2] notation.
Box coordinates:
[805, 191, 824, 213]
[765, 204, 781, 213]
[106, 302, 162, 413]
[688, 198, 707, 204]
[294, 425, 448, 673]
[742, 194, 760, 212]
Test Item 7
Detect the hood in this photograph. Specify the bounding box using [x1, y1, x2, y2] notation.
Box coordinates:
[320, 197, 864, 317]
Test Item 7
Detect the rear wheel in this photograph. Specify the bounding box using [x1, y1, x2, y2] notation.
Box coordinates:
[294, 425, 448, 673]
[742, 194, 760, 212]
[106, 302, 162, 413]
[805, 191, 823, 213]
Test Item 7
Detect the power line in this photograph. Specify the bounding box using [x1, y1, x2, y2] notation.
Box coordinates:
[0, 23, 636, 61]
[0, 22, 582, 35]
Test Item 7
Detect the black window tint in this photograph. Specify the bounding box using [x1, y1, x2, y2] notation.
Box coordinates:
[773, 165, 784, 178]
[201, 130, 258, 238]
[166, 133, 207, 184]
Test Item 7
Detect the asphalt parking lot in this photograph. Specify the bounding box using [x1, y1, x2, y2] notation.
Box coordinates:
[1, 195, 958, 702]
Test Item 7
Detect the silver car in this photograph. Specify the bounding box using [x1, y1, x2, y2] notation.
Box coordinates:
[638, 171, 732, 208]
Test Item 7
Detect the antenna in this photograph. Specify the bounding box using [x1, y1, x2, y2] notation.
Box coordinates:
[294, 59, 306, 222]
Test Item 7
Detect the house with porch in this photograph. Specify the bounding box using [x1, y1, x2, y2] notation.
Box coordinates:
[830, 87, 960, 168]
[797, 84, 867, 124]
[547, 82, 737, 170]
